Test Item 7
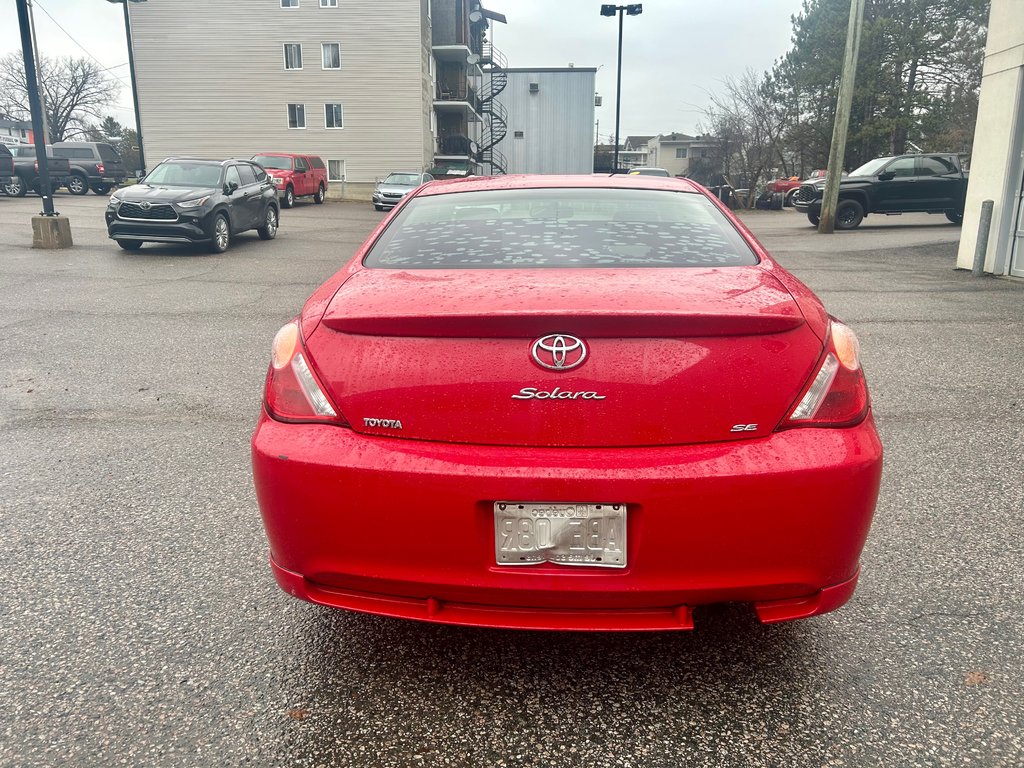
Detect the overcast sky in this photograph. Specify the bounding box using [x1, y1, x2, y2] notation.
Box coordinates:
[0, 0, 803, 140]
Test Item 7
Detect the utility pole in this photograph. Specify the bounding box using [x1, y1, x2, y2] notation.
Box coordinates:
[818, 0, 865, 234]
[601, 4, 642, 173]
[17, 0, 73, 247]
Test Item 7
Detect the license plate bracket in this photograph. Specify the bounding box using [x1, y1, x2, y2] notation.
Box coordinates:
[493, 502, 626, 568]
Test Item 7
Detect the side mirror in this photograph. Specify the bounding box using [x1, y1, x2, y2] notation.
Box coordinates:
[225, 180, 239, 194]
[877, 171, 895, 181]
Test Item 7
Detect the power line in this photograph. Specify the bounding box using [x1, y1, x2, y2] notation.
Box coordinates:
[31, 0, 132, 88]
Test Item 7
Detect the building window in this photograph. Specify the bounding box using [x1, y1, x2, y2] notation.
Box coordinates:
[283, 43, 302, 70]
[322, 43, 341, 69]
[675, 147, 687, 159]
[320, 0, 337, 6]
[514, 131, 524, 139]
[287, 103, 306, 129]
[281, 0, 298, 7]
[325, 103, 344, 129]
[328, 160, 345, 181]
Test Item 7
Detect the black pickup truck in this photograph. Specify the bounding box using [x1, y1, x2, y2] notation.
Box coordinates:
[4, 144, 72, 197]
[793, 153, 968, 229]
[0, 144, 14, 189]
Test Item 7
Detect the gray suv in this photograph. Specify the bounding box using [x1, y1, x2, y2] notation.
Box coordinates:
[52, 141, 127, 195]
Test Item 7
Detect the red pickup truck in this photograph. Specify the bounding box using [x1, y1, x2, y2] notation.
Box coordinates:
[251, 153, 328, 208]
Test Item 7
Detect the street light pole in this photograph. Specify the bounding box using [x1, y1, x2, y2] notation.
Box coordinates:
[15, 0, 55, 216]
[601, 4, 642, 173]
[106, 0, 147, 176]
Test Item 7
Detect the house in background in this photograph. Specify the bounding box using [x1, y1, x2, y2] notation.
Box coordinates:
[127, 0, 505, 200]
[502, 67, 597, 175]
[619, 135, 654, 169]
[645, 133, 717, 177]
[0, 119, 33, 145]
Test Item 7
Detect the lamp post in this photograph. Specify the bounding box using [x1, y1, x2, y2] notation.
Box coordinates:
[600, 3, 642, 173]
[105, 0, 147, 177]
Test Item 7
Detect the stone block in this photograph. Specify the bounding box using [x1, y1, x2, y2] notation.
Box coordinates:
[31, 215, 74, 249]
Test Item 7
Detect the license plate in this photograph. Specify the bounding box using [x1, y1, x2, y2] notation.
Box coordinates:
[493, 502, 626, 568]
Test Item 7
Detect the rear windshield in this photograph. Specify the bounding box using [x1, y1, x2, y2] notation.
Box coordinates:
[98, 144, 122, 161]
[363, 188, 757, 269]
[252, 155, 292, 170]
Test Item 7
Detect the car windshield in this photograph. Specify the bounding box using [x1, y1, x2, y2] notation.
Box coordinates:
[383, 173, 421, 186]
[364, 188, 757, 269]
[849, 157, 894, 177]
[253, 155, 293, 171]
[144, 161, 223, 187]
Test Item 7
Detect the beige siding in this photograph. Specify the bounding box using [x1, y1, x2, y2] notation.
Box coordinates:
[129, 0, 428, 196]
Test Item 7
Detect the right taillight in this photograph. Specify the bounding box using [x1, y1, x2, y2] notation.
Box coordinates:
[779, 320, 870, 429]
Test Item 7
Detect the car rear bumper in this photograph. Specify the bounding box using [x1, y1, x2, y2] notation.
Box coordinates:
[252, 412, 883, 630]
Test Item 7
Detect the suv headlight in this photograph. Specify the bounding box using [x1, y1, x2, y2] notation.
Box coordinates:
[109, 193, 122, 206]
[176, 196, 210, 209]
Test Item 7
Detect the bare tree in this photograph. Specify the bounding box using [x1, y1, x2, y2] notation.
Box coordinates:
[701, 70, 788, 208]
[0, 51, 121, 142]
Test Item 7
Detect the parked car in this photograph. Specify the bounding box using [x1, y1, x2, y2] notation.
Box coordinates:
[372, 171, 433, 210]
[0, 144, 14, 189]
[763, 176, 803, 207]
[52, 141, 127, 195]
[251, 153, 327, 208]
[793, 153, 968, 228]
[627, 167, 671, 177]
[251, 174, 883, 631]
[4, 144, 71, 197]
[105, 158, 279, 253]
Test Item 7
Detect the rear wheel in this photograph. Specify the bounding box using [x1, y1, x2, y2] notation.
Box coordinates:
[67, 173, 89, 195]
[314, 184, 325, 204]
[282, 186, 295, 209]
[835, 199, 864, 230]
[91, 183, 112, 195]
[258, 206, 279, 240]
[3, 176, 27, 197]
[116, 239, 143, 251]
[374, 204, 383, 211]
[807, 212, 820, 226]
[209, 213, 231, 253]
[945, 210, 963, 225]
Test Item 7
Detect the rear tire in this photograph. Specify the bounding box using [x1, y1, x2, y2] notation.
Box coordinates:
[3, 176, 27, 197]
[282, 186, 295, 209]
[945, 210, 963, 225]
[374, 204, 383, 211]
[807, 212, 820, 226]
[314, 184, 325, 204]
[209, 213, 231, 253]
[92, 183, 112, 195]
[116, 239, 143, 251]
[835, 199, 864, 230]
[257, 206, 279, 240]
[67, 173, 89, 195]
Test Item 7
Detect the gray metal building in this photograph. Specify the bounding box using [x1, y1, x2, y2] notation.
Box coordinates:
[501, 68, 597, 175]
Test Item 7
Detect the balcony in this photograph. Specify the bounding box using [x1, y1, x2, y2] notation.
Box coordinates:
[434, 82, 482, 120]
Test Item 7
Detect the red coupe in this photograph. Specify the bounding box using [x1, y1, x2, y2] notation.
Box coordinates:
[251, 174, 882, 631]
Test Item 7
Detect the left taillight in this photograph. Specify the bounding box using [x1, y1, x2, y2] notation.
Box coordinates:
[778, 320, 870, 429]
[97, 163, 105, 174]
[264, 321, 348, 425]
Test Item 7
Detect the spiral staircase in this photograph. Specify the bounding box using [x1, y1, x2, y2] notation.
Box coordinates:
[477, 40, 508, 175]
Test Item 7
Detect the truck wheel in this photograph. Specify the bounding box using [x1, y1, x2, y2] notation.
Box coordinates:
[314, 184, 325, 204]
[835, 199, 864, 230]
[785, 189, 798, 207]
[92, 183, 112, 195]
[945, 210, 963, 225]
[807, 212, 820, 226]
[67, 173, 89, 195]
[282, 186, 295, 209]
[116, 240, 143, 251]
[3, 176, 27, 197]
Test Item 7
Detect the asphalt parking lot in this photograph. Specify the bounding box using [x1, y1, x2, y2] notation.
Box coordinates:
[1, 193, 1021, 767]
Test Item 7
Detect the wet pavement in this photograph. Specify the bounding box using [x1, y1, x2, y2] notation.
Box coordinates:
[1, 195, 1021, 767]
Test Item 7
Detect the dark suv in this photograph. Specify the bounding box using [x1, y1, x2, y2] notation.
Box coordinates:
[105, 158, 279, 253]
[52, 141, 127, 195]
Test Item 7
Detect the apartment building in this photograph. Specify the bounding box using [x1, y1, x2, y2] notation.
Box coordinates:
[645, 133, 718, 177]
[127, 0, 506, 200]
[501, 67, 597, 175]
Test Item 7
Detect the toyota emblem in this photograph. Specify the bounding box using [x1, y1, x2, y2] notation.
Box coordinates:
[139, 201, 152, 210]
[531, 334, 588, 371]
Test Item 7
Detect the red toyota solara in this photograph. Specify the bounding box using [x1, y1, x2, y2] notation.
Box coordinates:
[251, 174, 883, 631]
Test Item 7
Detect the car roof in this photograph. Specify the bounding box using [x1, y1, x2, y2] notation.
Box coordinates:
[252, 152, 319, 158]
[417, 173, 702, 197]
